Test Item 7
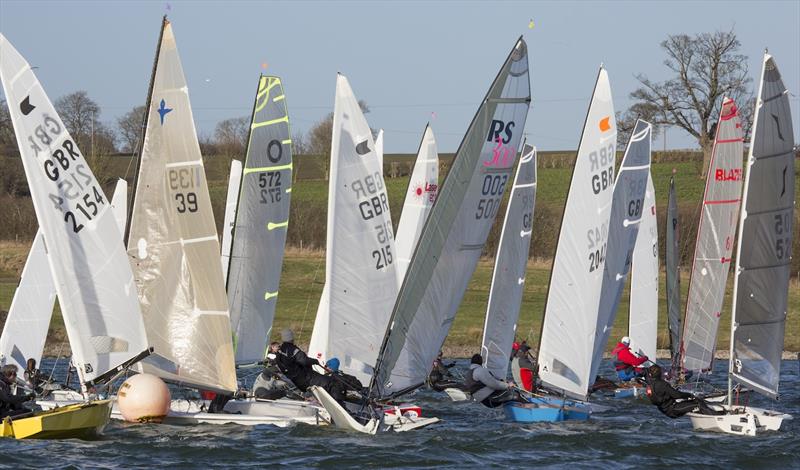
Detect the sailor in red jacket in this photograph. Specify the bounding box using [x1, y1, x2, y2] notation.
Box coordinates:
[611, 336, 649, 381]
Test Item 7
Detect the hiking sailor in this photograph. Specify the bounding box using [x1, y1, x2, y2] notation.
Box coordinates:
[510, 342, 536, 392]
[428, 350, 459, 391]
[323, 357, 365, 394]
[252, 343, 291, 400]
[611, 336, 649, 381]
[23, 358, 45, 394]
[465, 354, 524, 408]
[0, 365, 33, 418]
[275, 329, 346, 404]
[645, 365, 724, 418]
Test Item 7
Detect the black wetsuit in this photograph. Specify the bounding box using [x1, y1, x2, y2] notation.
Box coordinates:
[646, 376, 721, 418]
[276, 342, 345, 403]
[0, 378, 30, 418]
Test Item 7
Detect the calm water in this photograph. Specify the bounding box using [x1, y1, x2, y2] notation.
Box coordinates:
[2, 359, 799, 469]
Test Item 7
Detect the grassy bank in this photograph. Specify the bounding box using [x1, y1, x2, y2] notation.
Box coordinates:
[1, 244, 797, 358]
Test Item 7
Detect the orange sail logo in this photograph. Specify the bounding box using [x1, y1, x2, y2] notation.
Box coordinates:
[599, 116, 611, 132]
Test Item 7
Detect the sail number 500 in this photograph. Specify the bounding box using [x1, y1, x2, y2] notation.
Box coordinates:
[475, 174, 508, 219]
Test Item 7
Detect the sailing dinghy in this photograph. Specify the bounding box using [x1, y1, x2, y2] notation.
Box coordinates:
[122, 18, 325, 427]
[679, 98, 744, 377]
[614, 170, 658, 399]
[504, 67, 615, 422]
[688, 53, 794, 436]
[0, 33, 152, 439]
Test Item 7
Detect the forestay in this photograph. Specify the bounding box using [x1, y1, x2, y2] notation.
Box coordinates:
[730, 54, 794, 398]
[227, 75, 293, 365]
[220, 159, 242, 278]
[537, 68, 616, 401]
[395, 124, 439, 287]
[592, 119, 651, 382]
[629, 172, 658, 360]
[371, 38, 531, 396]
[127, 20, 236, 393]
[308, 75, 397, 386]
[1, 181, 128, 373]
[0, 34, 149, 385]
[665, 177, 682, 361]
[680, 98, 743, 373]
[481, 143, 537, 380]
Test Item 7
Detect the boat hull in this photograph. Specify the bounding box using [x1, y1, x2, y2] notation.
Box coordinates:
[688, 405, 791, 436]
[1, 400, 112, 440]
[504, 396, 592, 423]
[444, 388, 470, 401]
[613, 385, 645, 399]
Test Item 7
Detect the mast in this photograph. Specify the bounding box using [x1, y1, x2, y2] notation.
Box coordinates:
[125, 15, 168, 245]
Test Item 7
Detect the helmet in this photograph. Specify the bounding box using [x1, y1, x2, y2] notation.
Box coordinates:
[621, 336, 631, 346]
[326, 357, 340, 372]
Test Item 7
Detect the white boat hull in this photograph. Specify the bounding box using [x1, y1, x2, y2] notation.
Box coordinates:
[688, 405, 791, 436]
[37, 394, 330, 427]
[443, 388, 470, 402]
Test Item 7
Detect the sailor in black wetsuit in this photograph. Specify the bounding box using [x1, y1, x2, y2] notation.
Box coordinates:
[275, 329, 346, 404]
[645, 364, 724, 418]
[0, 365, 32, 418]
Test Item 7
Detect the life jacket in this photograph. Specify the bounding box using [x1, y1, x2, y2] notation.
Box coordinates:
[611, 343, 633, 372]
[463, 367, 484, 395]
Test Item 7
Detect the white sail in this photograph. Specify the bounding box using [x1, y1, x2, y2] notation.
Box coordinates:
[372, 38, 531, 396]
[307, 75, 398, 386]
[220, 159, 242, 279]
[127, 19, 236, 393]
[481, 143, 537, 380]
[0, 231, 55, 372]
[680, 98, 744, 373]
[0, 34, 149, 385]
[537, 68, 616, 401]
[394, 124, 439, 287]
[729, 54, 794, 399]
[629, 172, 658, 360]
[375, 129, 384, 175]
[110, 179, 128, 233]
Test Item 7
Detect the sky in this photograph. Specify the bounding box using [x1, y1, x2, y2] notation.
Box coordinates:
[1, 0, 798, 153]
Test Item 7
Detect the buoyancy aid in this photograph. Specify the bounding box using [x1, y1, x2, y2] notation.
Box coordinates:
[463, 367, 484, 395]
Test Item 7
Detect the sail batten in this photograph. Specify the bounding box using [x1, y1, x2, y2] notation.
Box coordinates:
[680, 98, 744, 373]
[127, 20, 236, 392]
[371, 38, 531, 397]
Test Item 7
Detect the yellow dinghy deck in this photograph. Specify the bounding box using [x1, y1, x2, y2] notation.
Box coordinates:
[1, 399, 112, 440]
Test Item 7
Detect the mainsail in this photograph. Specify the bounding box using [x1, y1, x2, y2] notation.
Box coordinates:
[226, 75, 293, 365]
[0, 231, 55, 372]
[0, 34, 149, 385]
[220, 159, 242, 278]
[537, 67, 616, 401]
[729, 53, 794, 399]
[394, 124, 439, 287]
[127, 19, 236, 393]
[665, 176, 682, 362]
[481, 143, 537, 380]
[680, 98, 744, 373]
[592, 119, 652, 382]
[371, 38, 531, 396]
[307, 75, 397, 386]
[629, 172, 658, 360]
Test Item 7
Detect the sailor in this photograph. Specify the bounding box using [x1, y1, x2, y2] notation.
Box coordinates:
[464, 354, 524, 408]
[428, 350, 459, 391]
[645, 364, 724, 418]
[611, 336, 649, 381]
[23, 358, 45, 394]
[510, 342, 536, 392]
[324, 358, 365, 393]
[252, 345, 290, 400]
[275, 328, 346, 403]
[0, 365, 32, 418]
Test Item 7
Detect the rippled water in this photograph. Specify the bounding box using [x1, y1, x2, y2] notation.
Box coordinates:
[2, 359, 798, 469]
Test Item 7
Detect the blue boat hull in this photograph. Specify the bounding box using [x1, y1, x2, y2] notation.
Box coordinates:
[503, 396, 591, 423]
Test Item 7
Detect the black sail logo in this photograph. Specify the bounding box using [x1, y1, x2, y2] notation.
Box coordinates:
[771, 114, 784, 141]
[355, 140, 370, 156]
[20, 96, 35, 115]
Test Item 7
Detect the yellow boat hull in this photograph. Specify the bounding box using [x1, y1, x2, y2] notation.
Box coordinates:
[1, 399, 112, 440]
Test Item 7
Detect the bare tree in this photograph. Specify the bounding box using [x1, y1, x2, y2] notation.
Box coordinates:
[214, 116, 249, 156]
[55, 91, 104, 153]
[116, 105, 146, 154]
[623, 29, 752, 174]
[306, 99, 371, 180]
